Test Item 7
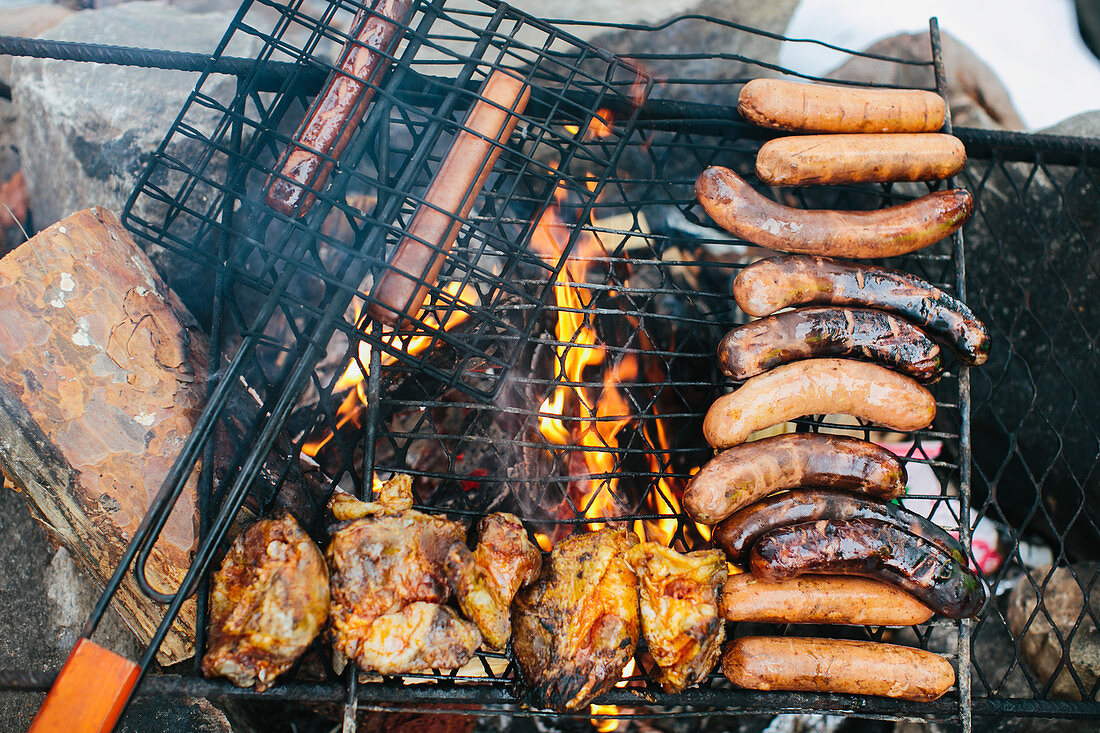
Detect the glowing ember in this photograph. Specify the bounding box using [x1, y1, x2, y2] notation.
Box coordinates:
[302, 281, 479, 459]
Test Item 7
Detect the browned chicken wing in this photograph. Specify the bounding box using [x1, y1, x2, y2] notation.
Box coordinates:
[626, 543, 727, 693]
[512, 528, 640, 711]
[202, 513, 329, 691]
[326, 476, 482, 673]
[445, 512, 542, 649]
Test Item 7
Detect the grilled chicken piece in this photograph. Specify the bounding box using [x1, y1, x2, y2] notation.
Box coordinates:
[626, 543, 728, 693]
[512, 528, 640, 711]
[445, 512, 542, 649]
[202, 513, 329, 691]
[326, 476, 481, 673]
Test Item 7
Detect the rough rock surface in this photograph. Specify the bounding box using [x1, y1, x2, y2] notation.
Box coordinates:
[1006, 564, 1100, 700]
[0, 483, 236, 732]
[0, 3, 75, 86]
[11, 2, 256, 324]
[825, 30, 1025, 130]
[589, 0, 801, 105]
[1042, 109, 1100, 138]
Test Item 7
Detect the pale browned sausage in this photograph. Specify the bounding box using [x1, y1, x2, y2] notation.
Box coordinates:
[755, 133, 966, 186]
[367, 70, 530, 325]
[695, 166, 973, 259]
[683, 433, 905, 525]
[720, 574, 933, 626]
[722, 636, 955, 702]
[702, 358, 936, 450]
[265, 0, 413, 217]
[738, 79, 946, 133]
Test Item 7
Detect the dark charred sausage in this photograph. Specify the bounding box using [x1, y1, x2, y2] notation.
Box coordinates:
[718, 306, 943, 382]
[702, 358, 936, 450]
[722, 636, 955, 702]
[733, 255, 990, 366]
[685, 434, 906, 525]
[738, 79, 947, 134]
[265, 0, 413, 217]
[751, 518, 987, 619]
[695, 166, 973, 259]
[714, 489, 967, 566]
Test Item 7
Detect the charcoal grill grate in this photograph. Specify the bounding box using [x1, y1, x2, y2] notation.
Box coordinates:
[1, 1, 1099, 729]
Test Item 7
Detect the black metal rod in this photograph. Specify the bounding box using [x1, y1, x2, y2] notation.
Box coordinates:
[930, 17, 973, 733]
[4, 33, 1097, 165]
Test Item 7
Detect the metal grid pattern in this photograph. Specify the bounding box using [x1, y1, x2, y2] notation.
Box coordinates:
[0, 1, 1096, 728]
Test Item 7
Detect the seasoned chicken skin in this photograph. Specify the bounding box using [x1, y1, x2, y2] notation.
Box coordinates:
[202, 513, 329, 691]
[326, 476, 481, 673]
[445, 512, 542, 649]
[512, 529, 640, 711]
[626, 543, 727, 693]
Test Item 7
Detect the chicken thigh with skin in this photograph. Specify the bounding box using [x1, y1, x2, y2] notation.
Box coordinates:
[626, 543, 727, 692]
[512, 528, 639, 711]
[202, 513, 329, 691]
[326, 476, 482, 673]
[445, 512, 542, 649]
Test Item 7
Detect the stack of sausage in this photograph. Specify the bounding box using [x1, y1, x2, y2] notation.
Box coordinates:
[687, 79, 991, 702]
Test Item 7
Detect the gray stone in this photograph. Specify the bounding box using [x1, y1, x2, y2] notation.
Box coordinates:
[825, 30, 1025, 130]
[0, 483, 239, 730]
[1040, 109, 1100, 137]
[11, 2, 256, 324]
[1007, 564, 1100, 700]
[0, 3, 75, 86]
[588, 0, 801, 105]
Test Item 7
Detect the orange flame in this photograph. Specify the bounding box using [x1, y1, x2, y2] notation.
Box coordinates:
[302, 282, 479, 458]
[531, 112, 695, 547]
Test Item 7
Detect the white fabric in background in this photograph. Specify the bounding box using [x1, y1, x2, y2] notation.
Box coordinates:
[779, 0, 1100, 130]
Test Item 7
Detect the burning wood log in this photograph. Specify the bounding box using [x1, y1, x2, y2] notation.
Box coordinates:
[0, 207, 328, 664]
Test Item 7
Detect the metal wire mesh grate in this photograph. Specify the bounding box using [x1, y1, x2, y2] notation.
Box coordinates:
[1, 1, 1098, 728]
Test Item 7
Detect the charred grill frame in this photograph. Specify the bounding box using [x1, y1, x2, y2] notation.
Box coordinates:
[1, 0, 1099, 729]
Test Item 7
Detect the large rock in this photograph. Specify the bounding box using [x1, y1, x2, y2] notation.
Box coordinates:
[12, 2, 255, 325]
[825, 30, 1025, 130]
[1007, 564, 1100, 700]
[0, 484, 238, 731]
[589, 0, 801, 105]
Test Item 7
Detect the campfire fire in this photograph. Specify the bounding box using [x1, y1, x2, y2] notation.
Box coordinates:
[302, 281, 480, 458]
[301, 109, 699, 724]
[530, 111, 701, 550]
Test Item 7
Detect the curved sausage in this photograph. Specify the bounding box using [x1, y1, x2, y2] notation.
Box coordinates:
[722, 636, 955, 702]
[751, 519, 987, 619]
[713, 489, 968, 566]
[695, 166, 973, 259]
[738, 79, 946, 134]
[266, 0, 413, 217]
[718, 306, 943, 382]
[733, 255, 990, 365]
[683, 434, 905, 525]
[702, 358, 936, 450]
[755, 133, 966, 186]
[720, 574, 933, 626]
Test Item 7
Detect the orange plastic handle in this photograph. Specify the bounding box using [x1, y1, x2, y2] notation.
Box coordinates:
[30, 638, 140, 733]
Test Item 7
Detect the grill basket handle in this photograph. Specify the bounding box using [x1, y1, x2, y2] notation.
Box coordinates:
[29, 638, 140, 733]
